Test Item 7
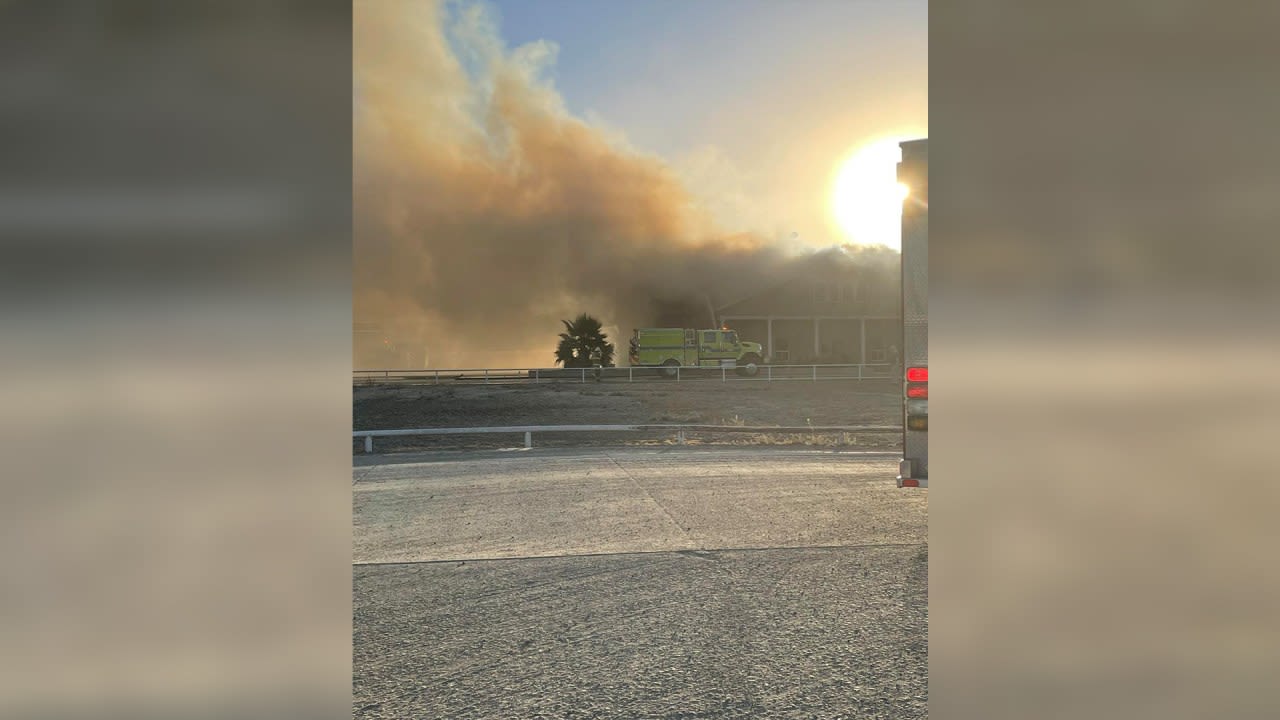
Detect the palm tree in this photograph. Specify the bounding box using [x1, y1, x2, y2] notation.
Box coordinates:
[554, 313, 615, 368]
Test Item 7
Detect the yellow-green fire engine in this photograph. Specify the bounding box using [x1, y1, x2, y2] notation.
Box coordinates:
[628, 328, 766, 377]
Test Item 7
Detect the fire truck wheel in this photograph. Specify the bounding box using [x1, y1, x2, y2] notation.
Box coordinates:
[661, 359, 680, 379]
[736, 354, 762, 377]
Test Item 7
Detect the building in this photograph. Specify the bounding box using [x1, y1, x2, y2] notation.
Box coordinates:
[715, 249, 901, 365]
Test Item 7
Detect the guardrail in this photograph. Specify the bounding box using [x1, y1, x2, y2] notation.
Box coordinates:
[354, 363, 899, 386]
[353, 423, 902, 453]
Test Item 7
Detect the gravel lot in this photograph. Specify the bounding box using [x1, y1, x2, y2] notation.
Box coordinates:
[354, 380, 902, 453]
[353, 447, 927, 719]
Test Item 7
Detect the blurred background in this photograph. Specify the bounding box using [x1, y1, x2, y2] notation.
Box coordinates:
[0, 2, 352, 718]
[932, 2, 1280, 718]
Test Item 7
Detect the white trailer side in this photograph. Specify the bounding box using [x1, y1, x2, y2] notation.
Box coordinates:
[897, 138, 928, 488]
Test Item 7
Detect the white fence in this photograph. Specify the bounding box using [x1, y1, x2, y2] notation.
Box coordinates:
[354, 363, 899, 386]
[353, 423, 904, 453]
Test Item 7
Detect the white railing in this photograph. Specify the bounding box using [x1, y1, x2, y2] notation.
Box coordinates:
[353, 423, 903, 453]
[354, 363, 900, 386]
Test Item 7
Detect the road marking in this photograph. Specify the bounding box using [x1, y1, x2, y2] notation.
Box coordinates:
[605, 450, 697, 546]
[353, 541, 927, 568]
[354, 446, 900, 471]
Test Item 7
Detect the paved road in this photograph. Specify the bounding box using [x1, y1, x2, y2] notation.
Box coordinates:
[354, 447, 928, 719]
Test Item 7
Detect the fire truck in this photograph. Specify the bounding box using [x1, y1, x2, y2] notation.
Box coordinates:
[897, 138, 928, 488]
[629, 327, 766, 377]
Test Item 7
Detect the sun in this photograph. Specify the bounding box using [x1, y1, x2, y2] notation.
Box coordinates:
[830, 137, 911, 249]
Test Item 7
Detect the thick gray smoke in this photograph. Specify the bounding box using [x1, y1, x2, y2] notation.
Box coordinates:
[354, 0, 897, 368]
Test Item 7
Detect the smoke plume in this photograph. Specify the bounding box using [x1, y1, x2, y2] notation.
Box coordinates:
[354, 0, 895, 368]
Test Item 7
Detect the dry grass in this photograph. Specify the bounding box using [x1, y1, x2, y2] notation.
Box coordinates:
[354, 380, 903, 453]
[654, 411, 704, 423]
[639, 430, 897, 449]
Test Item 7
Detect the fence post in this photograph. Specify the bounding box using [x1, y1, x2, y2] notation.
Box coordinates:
[484, 369, 489, 384]
[812, 365, 817, 382]
[364, 436, 373, 453]
[858, 364, 862, 380]
[629, 366, 633, 383]
[535, 368, 539, 383]
[676, 366, 681, 382]
[581, 368, 586, 383]
[677, 427, 686, 444]
[768, 365, 772, 382]
[722, 366, 726, 383]
[524, 431, 532, 449]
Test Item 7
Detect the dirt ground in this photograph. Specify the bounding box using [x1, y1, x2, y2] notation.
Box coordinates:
[354, 379, 903, 453]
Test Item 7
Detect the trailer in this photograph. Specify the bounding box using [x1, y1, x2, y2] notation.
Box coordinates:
[897, 138, 928, 488]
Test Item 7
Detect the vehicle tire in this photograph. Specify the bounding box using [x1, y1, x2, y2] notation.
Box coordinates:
[661, 359, 681, 379]
[736, 354, 762, 377]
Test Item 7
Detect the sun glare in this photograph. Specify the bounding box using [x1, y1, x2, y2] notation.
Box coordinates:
[830, 138, 910, 250]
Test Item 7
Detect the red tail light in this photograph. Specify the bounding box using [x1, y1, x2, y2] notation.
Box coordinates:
[907, 385, 928, 398]
[906, 367, 927, 382]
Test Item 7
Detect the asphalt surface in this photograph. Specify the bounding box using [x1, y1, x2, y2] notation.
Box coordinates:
[354, 447, 928, 719]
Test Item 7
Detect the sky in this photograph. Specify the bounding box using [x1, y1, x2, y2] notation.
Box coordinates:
[486, 0, 929, 245]
[353, 0, 926, 366]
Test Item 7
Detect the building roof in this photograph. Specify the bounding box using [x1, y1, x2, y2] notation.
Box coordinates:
[715, 245, 897, 316]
